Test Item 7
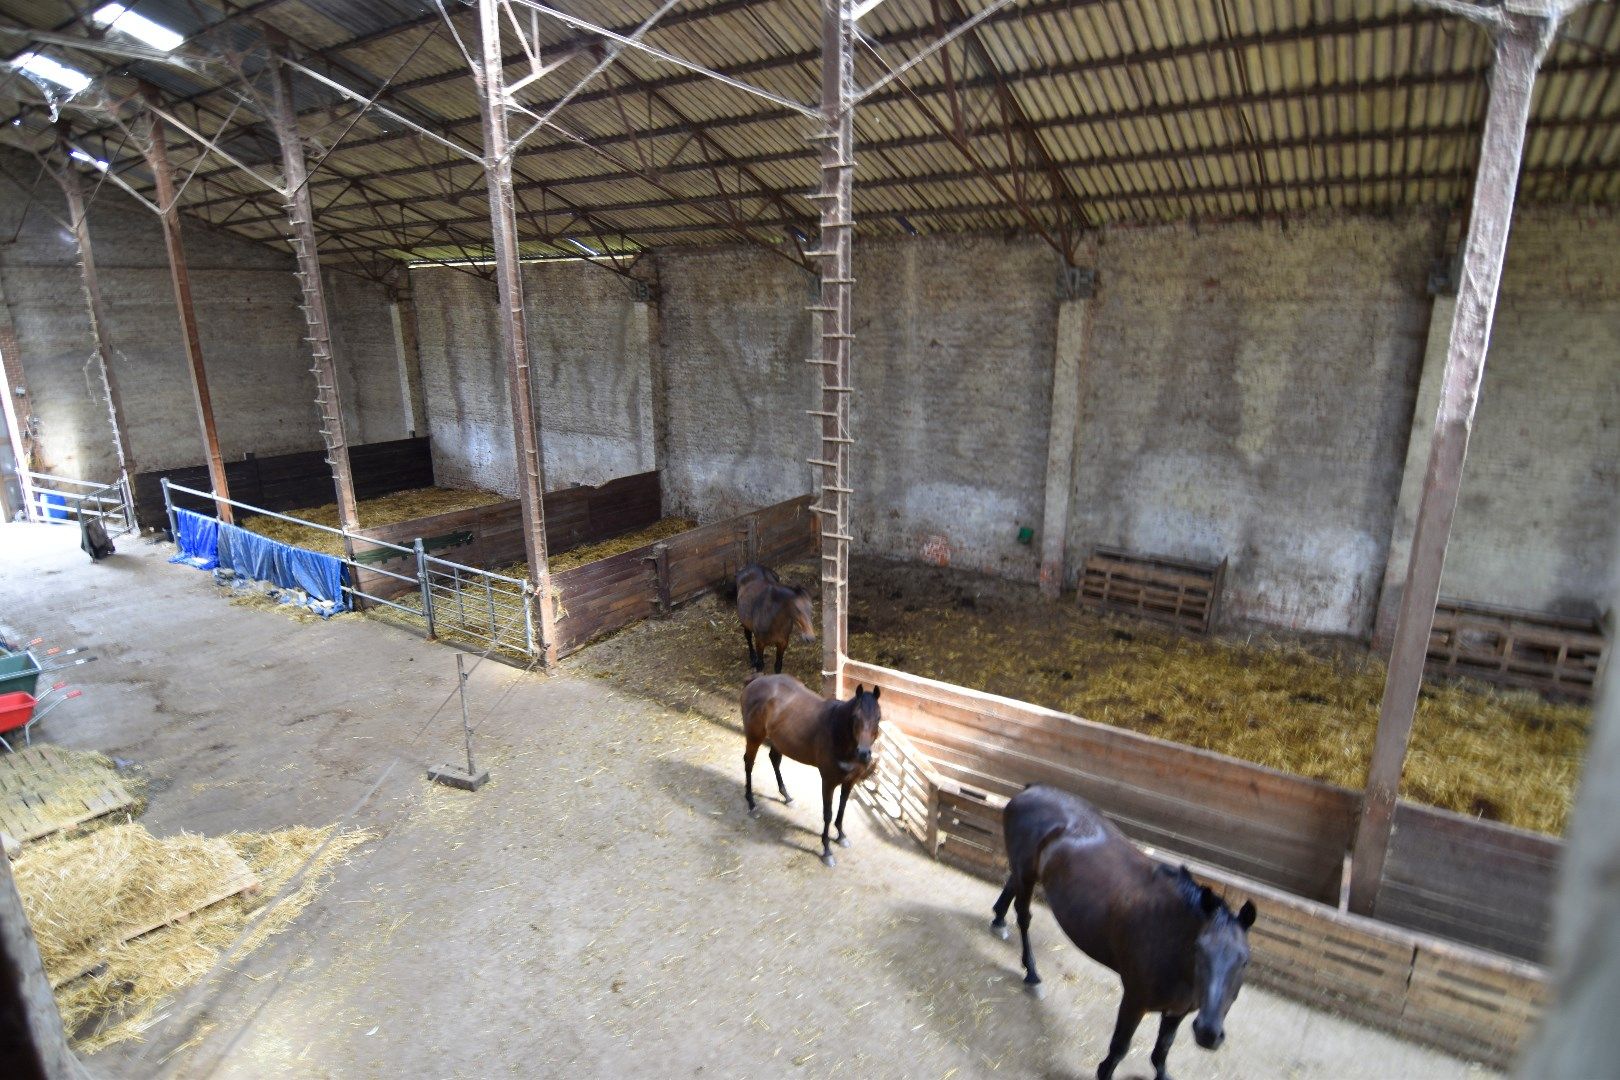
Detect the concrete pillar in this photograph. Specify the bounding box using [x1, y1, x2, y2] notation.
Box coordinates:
[1519, 536, 1620, 1077]
[388, 286, 427, 437]
[1372, 293, 1457, 648]
[1039, 297, 1089, 597]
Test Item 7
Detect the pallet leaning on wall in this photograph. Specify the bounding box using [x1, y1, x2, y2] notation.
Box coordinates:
[1428, 598, 1607, 700]
[1078, 547, 1226, 633]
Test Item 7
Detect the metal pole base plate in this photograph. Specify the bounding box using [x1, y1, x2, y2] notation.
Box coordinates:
[427, 765, 489, 791]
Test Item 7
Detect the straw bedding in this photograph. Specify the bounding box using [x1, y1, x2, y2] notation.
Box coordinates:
[14, 821, 370, 1051]
[581, 558, 1588, 836]
[240, 486, 506, 556]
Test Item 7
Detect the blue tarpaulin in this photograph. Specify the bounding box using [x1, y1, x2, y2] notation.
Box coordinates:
[217, 521, 276, 583]
[217, 521, 350, 615]
[169, 508, 219, 570]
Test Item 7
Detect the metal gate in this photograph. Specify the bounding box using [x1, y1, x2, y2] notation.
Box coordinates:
[20, 470, 135, 537]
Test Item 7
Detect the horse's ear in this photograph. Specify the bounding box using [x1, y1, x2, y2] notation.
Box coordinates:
[853, 683, 865, 695]
[1198, 886, 1221, 917]
[871, 685, 880, 700]
[1237, 900, 1257, 929]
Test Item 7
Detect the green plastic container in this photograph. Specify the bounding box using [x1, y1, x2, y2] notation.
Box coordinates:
[0, 651, 42, 697]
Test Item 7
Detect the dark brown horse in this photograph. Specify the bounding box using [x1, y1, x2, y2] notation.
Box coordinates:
[991, 785, 1255, 1080]
[736, 563, 815, 673]
[741, 675, 880, 867]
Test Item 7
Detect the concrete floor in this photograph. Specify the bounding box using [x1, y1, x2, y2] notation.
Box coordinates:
[1, 523, 1493, 1079]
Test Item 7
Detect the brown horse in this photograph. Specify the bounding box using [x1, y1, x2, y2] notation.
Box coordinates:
[991, 785, 1255, 1080]
[741, 675, 880, 867]
[736, 563, 815, 673]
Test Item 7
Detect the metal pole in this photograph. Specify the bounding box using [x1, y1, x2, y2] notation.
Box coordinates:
[457, 652, 475, 776]
[264, 45, 362, 540]
[1347, 10, 1555, 917]
[53, 125, 138, 489]
[142, 97, 234, 525]
[415, 537, 436, 640]
[810, 0, 856, 697]
[160, 476, 177, 541]
[477, 0, 558, 667]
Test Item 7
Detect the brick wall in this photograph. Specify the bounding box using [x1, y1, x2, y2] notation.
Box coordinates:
[0, 149, 404, 487]
[410, 261, 655, 496]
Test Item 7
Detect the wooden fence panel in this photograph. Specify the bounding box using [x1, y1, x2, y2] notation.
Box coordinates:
[550, 494, 815, 657]
[1380, 803, 1559, 962]
[843, 660, 1356, 904]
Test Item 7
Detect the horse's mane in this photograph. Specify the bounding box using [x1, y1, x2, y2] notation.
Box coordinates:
[1162, 864, 1233, 921]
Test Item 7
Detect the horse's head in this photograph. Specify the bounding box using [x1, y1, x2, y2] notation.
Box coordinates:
[1186, 873, 1256, 1051]
[847, 683, 882, 766]
[789, 585, 816, 643]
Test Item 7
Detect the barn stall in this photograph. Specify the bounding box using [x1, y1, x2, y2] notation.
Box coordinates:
[0, 0, 1615, 1074]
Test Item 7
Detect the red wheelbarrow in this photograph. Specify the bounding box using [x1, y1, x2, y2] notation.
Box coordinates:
[0, 683, 81, 752]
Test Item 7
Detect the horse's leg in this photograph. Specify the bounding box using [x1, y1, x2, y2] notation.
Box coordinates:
[743, 628, 760, 671]
[769, 749, 792, 804]
[743, 738, 760, 814]
[818, 775, 837, 868]
[773, 644, 785, 674]
[1015, 878, 1042, 994]
[834, 781, 852, 847]
[1149, 1012, 1185, 1080]
[990, 877, 1016, 940]
[1097, 997, 1144, 1080]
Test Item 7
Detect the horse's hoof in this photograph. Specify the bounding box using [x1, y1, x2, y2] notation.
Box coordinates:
[1023, 978, 1045, 1000]
[837, 835, 851, 848]
[747, 805, 760, 818]
[820, 853, 837, 869]
[990, 920, 1010, 941]
[781, 796, 793, 806]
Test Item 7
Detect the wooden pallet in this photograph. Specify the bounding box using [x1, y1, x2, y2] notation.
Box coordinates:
[1428, 598, 1606, 699]
[0, 745, 136, 844]
[1078, 547, 1226, 634]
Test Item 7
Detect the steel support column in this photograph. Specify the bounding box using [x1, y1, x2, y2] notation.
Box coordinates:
[54, 131, 137, 487]
[142, 105, 234, 522]
[810, 0, 856, 696]
[1347, 10, 1556, 916]
[266, 47, 361, 537]
[477, 0, 557, 665]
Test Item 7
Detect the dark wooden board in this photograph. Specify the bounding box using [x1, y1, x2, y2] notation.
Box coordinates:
[135, 437, 433, 529]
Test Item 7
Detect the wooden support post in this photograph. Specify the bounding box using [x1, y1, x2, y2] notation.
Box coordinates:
[812, 0, 856, 697]
[1038, 293, 1090, 598]
[653, 542, 672, 617]
[1348, 10, 1555, 917]
[477, 0, 557, 666]
[53, 128, 137, 489]
[142, 102, 233, 523]
[264, 52, 360, 539]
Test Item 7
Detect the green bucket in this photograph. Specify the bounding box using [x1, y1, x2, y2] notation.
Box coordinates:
[0, 651, 42, 697]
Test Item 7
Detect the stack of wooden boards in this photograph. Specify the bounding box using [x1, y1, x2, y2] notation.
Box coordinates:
[1079, 546, 1226, 634]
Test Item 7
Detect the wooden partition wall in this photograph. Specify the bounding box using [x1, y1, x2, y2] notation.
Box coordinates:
[852, 660, 1551, 1068]
[349, 470, 660, 600]
[552, 494, 816, 656]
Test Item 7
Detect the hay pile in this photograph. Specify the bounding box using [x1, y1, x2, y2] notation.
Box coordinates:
[1, 748, 142, 842]
[241, 486, 505, 555]
[14, 821, 370, 1051]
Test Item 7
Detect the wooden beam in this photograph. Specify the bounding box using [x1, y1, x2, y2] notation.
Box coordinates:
[266, 47, 361, 538]
[813, 0, 857, 696]
[1348, 9, 1558, 917]
[478, 0, 557, 666]
[142, 103, 234, 524]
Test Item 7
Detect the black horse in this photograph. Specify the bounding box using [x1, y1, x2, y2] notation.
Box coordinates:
[992, 785, 1256, 1080]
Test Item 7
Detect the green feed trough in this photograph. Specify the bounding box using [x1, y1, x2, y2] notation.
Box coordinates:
[0, 651, 42, 697]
